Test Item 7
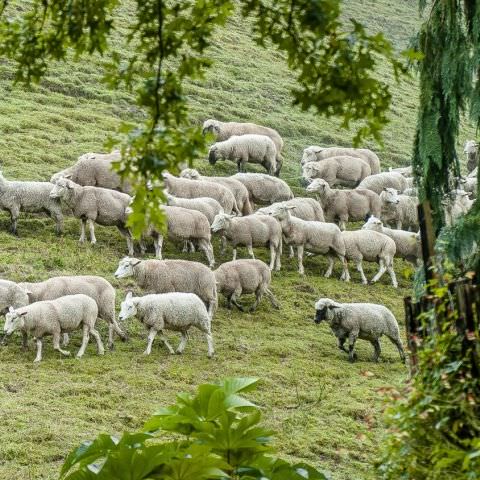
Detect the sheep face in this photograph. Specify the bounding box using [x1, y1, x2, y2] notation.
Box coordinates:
[314, 298, 341, 324]
[118, 292, 138, 321]
[202, 119, 220, 136]
[3, 307, 27, 335]
[381, 187, 400, 205]
[115, 257, 141, 279]
[49, 177, 74, 199]
[211, 213, 232, 232]
[306, 178, 329, 195]
[301, 162, 319, 182]
[362, 216, 383, 232]
[464, 140, 478, 155]
[208, 146, 218, 165]
[180, 168, 200, 180]
[269, 205, 295, 221]
[301, 147, 322, 165]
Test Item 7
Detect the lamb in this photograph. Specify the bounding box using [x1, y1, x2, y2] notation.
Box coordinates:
[214, 259, 279, 312]
[50, 150, 131, 193]
[442, 189, 474, 226]
[211, 213, 282, 271]
[50, 177, 134, 254]
[362, 216, 421, 265]
[388, 166, 413, 177]
[0, 171, 63, 236]
[202, 119, 284, 176]
[302, 156, 371, 188]
[357, 171, 408, 194]
[162, 172, 239, 215]
[341, 230, 398, 287]
[3, 294, 104, 362]
[114, 257, 217, 319]
[306, 178, 380, 230]
[314, 298, 405, 363]
[269, 204, 348, 277]
[379, 188, 419, 231]
[180, 168, 252, 215]
[301, 146, 380, 174]
[231, 172, 294, 206]
[118, 291, 214, 358]
[464, 140, 478, 174]
[208, 134, 277, 175]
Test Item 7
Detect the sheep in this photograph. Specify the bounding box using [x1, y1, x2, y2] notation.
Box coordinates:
[50, 177, 134, 254]
[118, 291, 214, 358]
[362, 216, 421, 265]
[202, 119, 284, 176]
[269, 204, 348, 278]
[464, 140, 478, 174]
[459, 176, 477, 199]
[211, 213, 282, 271]
[306, 178, 381, 230]
[50, 151, 131, 193]
[18, 275, 125, 349]
[0, 171, 63, 236]
[166, 194, 223, 224]
[388, 165, 413, 177]
[114, 257, 217, 319]
[255, 197, 325, 222]
[3, 294, 104, 362]
[341, 230, 398, 287]
[208, 134, 277, 175]
[442, 189, 474, 226]
[301, 146, 380, 174]
[302, 156, 371, 188]
[214, 259, 279, 312]
[379, 188, 419, 231]
[314, 298, 405, 363]
[357, 171, 408, 194]
[231, 172, 294, 206]
[162, 172, 239, 215]
[180, 168, 252, 215]
[0, 280, 29, 315]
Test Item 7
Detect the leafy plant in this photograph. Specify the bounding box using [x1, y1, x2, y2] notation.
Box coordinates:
[60, 377, 330, 480]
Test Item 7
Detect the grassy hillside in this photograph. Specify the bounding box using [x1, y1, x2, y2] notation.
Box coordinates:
[0, 2, 472, 480]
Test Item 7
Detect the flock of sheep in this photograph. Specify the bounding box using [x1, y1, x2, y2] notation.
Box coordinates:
[0, 118, 477, 363]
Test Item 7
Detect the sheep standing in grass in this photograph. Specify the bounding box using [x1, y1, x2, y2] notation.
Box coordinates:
[208, 135, 277, 175]
[4, 294, 104, 362]
[314, 298, 405, 363]
[379, 187, 418, 230]
[357, 172, 408, 194]
[302, 156, 371, 188]
[202, 119, 284, 176]
[214, 259, 279, 312]
[50, 177, 134, 254]
[306, 178, 380, 230]
[119, 291, 214, 358]
[464, 140, 478, 174]
[114, 257, 217, 319]
[0, 171, 63, 236]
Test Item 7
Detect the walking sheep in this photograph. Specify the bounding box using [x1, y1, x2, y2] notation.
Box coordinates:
[208, 134, 278, 175]
[357, 172, 408, 195]
[4, 294, 104, 362]
[256, 197, 325, 222]
[314, 298, 405, 363]
[379, 188, 419, 231]
[118, 291, 214, 358]
[0, 171, 63, 236]
[214, 259, 279, 312]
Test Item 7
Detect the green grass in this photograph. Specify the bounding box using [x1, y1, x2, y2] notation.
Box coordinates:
[0, 2, 474, 479]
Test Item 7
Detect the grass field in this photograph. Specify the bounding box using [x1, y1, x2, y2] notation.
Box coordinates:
[0, 1, 475, 479]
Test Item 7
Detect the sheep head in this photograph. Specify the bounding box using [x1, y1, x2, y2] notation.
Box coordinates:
[362, 215, 383, 232]
[306, 178, 329, 195]
[180, 168, 201, 180]
[4, 307, 27, 335]
[211, 213, 233, 232]
[118, 291, 138, 321]
[202, 119, 220, 136]
[314, 298, 341, 324]
[115, 257, 141, 279]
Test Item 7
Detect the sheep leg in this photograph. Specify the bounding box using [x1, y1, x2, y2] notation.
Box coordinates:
[289, 245, 295, 258]
[79, 219, 87, 243]
[22, 331, 29, 350]
[159, 332, 175, 354]
[231, 292, 245, 312]
[62, 333, 70, 347]
[207, 300, 216, 319]
[339, 217, 347, 231]
[199, 239, 215, 268]
[90, 328, 105, 355]
[182, 240, 189, 253]
[176, 332, 189, 354]
[389, 336, 406, 363]
[232, 247, 237, 261]
[337, 336, 348, 353]
[265, 288, 280, 309]
[9, 207, 19, 236]
[371, 259, 387, 284]
[250, 288, 264, 312]
[297, 244, 305, 275]
[34, 338, 43, 363]
[396, 220, 402, 229]
[371, 339, 381, 362]
[76, 324, 90, 358]
[53, 211, 64, 236]
[220, 235, 227, 255]
[205, 330, 214, 358]
[274, 245, 281, 271]
[324, 255, 335, 278]
[355, 260, 368, 284]
[248, 244, 255, 259]
[88, 219, 97, 245]
[144, 327, 158, 355]
[386, 258, 398, 288]
[339, 255, 350, 282]
[52, 331, 71, 357]
[139, 238, 147, 255]
[189, 241, 196, 252]
[154, 235, 164, 259]
[348, 332, 359, 362]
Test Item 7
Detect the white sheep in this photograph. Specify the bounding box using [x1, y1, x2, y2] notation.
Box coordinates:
[357, 171, 408, 195]
[4, 294, 104, 362]
[208, 134, 277, 175]
[0, 280, 29, 315]
[202, 119, 284, 176]
[388, 165, 413, 177]
[302, 156, 371, 188]
[114, 257, 217, 319]
[0, 171, 63, 236]
[464, 140, 478, 174]
[314, 298, 405, 363]
[442, 189, 474, 226]
[214, 259, 279, 312]
[306, 178, 381, 230]
[118, 291, 214, 358]
[379, 187, 419, 231]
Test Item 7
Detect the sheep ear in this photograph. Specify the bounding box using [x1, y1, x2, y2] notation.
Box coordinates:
[20, 311, 28, 316]
[8, 306, 15, 314]
[132, 259, 142, 266]
[286, 205, 296, 210]
[383, 187, 388, 191]
[125, 291, 133, 300]
[64, 174, 72, 179]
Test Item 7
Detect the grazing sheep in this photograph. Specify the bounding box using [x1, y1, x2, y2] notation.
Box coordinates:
[0, 280, 29, 315]
[208, 135, 277, 175]
[302, 146, 380, 174]
[3, 294, 104, 362]
[442, 189, 474, 226]
[118, 291, 214, 358]
[357, 171, 408, 195]
[180, 168, 252, 215]
[0, 171, 63, 236]
[314, 298, 405, 363]
[362, 216, 421, 265]
[464, 140, 478, 174]
[389, 166, 413, 177]
[379, 187, 419, 231]
[269, 205, 348, 277]
[231, 172, 294, 206]
[306, 178, 380, 230]
[162, 172, 239, 215]
[18, 275, 125, 349]
[114, 257, 217, 319]
[341, 230, 398, 287]
[302, 156, 371, 188]
[214, 259, 279, 312]
[50, 177, 133, 254]
[211, 213, 282, 271]
[202, 119, 284, 176]
[50, 151, 130, 193]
